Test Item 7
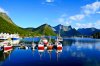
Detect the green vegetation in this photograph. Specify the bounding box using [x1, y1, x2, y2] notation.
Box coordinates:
[0, 13, 34, 37]
[0, 12, 56, 37]
[0, 12, 14, 25]
[33, 24, 56, 36]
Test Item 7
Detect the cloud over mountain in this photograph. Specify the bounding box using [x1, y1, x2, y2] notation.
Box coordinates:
[0, 7, 8, 14]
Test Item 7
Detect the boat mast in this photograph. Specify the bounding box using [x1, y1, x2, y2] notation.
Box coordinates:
[59, 26, 61, 37]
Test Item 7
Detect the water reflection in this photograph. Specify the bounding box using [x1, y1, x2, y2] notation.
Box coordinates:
[0, 51, 12, 66]
[0, 38, 100, 66]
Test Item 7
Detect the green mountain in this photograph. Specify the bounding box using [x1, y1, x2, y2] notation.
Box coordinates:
[0, 12, 14, 25]
[0, 12, 34, 37]
[32, 24, 56, 36]
[0, 12, 56, 36]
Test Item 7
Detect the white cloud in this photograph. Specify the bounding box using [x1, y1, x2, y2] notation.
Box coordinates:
[69, 1, 100, 21]
[94, 20, 100, 28]
[55, 1, 100, 28]
[96, 11, 100, 14]
[45, 0, 54, 3]
[0, 7, 8, 14]
[76, 23, 94, 28]
[65, 20, 71, 25]
[69, 14, 85, 21]
[75, 20, 100, 29]
[61, 14, 67, 17]
[82, 1, 100, 15]
[42, 0, 55, 6]
[58, 18, 65, 23]
[55, 14, 67, 23]
[55, 14, 71, 26]
[95, 20, 100, 25]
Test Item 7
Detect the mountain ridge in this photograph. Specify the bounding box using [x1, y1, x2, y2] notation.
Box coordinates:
[0, 12, 100, 37]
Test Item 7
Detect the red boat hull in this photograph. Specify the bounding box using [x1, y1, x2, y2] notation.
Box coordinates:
[4, 46, 12, 52]
[38, 47, 44, 50]
[57, 46, 62, 50]
[47, 45, 53, 50]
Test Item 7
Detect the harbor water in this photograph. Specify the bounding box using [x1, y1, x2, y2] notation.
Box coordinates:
[0, 38, 100, 66]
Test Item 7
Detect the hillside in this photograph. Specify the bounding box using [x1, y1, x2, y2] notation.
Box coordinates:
[53, 24, 80, 37]
[0, 12, 14, 25]
[33, 24, 56, 36]
[77, 28, 100, 36]
[1, 12, 100, 37]
[0, 12, 56, 36]
[0, 12, 34, 37]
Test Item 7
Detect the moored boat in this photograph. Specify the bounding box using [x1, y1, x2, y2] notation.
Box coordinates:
[55, 38, 63, 52]
[4, 45, 12, 53]
[38, 39, 44, 52]
[57, 42, 62, 50]
[47, 44, 53, 51]
[32, 42, 36, 50]
[0, 33, 8, 41]
[42, 38, 48, 47]
[38, 43, 44, 52]
[57, 36, 63, 42]
[47, 37, 53, 52]
[0, 40, 12, 53]
[10, 34, 20, 44]
[3, 41, 12, 53]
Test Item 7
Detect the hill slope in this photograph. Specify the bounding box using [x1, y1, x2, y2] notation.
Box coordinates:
[33, 24, 56, 36]
[0, 12, 14, 25]
[0, 12, 33, 37]
[53, 24, 80, 37]
[77, 28, 100, 36]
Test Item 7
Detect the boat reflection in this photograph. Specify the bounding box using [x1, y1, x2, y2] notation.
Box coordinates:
[0, 51, 11, 63]
[56, 48, 62, 62]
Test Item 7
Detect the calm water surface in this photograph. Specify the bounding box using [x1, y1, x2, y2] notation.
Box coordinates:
[0, 38, 100, 66]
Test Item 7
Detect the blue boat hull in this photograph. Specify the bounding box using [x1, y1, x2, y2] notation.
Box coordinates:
[11, 38, 19, 40]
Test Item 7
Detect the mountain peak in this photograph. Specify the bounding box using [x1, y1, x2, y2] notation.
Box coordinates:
[0, 12, 14, 25]
[33, 24, 56, 36]
[43, 23, 49, 26]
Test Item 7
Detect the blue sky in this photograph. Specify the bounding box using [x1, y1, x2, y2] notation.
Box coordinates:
[0, 0, 100, 29]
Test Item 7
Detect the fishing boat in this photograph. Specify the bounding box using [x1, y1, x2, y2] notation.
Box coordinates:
[10, 34, 19, 40]
[41, 37, 48, 49]
[42, 38, 48, 46]
[0, 33, 20, 45]
[57, 42, 62, 53]
[57, 36, 63, 42]
[0, 33, 8, 41]
[47, 43, 53, 52]
[47, 37, 53, 52]
[54, 38, 63, 53]
[32, 38, 36, 50]
[3, 41, 12, 53]
[10, 34, 20, 44]
[38, 39, 44, 52]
